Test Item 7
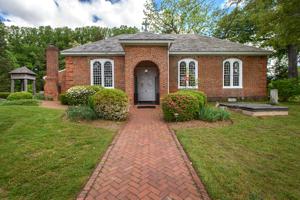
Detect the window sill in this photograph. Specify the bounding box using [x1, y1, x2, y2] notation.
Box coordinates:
[223, 86, 243, 89]
[178, 87, 198, 89]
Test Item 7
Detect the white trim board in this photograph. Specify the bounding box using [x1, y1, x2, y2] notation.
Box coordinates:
[61, 51, 272, 56]
[170, 51, 272, 55]
[61, 51, 125, 56]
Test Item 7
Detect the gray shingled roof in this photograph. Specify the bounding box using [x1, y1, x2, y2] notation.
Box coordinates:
[61, 32, 271, 55]
[9, 66, 36, 75]
[119, 32, 175, 41]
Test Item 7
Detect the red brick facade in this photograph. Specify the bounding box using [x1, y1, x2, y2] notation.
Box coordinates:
[45, 46, 267, 103]
[123, 46, 169, 104]
[169, 55, 267, 100]
[44, 46, 59, 100]
[63, 56, 125, 92]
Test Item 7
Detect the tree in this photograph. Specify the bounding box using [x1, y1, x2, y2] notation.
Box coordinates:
[0, 22, 14, 92]
[214, 0, 300, 79]
[1, 25, 139, 92]
[144, 0, 219, 35]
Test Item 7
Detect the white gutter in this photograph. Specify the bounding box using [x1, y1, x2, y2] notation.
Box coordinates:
[170, 51, 272, 55]
[61, 50, 272, 56]
[61, 51, 125, 56]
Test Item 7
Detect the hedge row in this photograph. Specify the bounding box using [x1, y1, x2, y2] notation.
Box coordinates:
[7, 92, 33, 101]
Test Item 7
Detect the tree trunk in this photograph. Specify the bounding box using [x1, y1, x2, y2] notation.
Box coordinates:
[287, 44, 298, 79]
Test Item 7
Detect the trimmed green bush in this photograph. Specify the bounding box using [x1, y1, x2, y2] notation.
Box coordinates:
[177, 90, 207, 109]
[33, 93, 45, 100]
[66, 106, 97, 121]
[7, 92, 33, 101]
[0, 99, 40, 106]
[199, 106, 230, 122]
[0, 92, 10, 99]
[162, 92, 199, 122]
[91, 89, 129, 121]
[66, 85, 103, 105]
[269, 79, 300, 101]
[288, 95, 300, 103]
[59, 93, 69, 105]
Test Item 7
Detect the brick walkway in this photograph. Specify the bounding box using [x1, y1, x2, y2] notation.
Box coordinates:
[40, 100, 67, 110]
[78, 107, 210, 200]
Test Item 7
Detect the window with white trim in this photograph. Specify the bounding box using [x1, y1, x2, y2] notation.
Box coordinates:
[223, 58, 242, 88]
[178, 59, 198, 89]
[91, 59, 114, 88]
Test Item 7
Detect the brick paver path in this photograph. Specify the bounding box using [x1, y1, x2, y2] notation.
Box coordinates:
[78, 107, 209, 200]
[40, 100, 67, 110]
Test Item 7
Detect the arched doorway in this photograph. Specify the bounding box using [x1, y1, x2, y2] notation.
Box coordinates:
[134, 61, 159, 105]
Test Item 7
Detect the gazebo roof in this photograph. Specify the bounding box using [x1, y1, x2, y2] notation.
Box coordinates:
[9, 66, 36, 75]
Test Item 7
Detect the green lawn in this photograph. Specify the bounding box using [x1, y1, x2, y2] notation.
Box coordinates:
[0, 106, 115, 200]
[176, 103, 300, 200]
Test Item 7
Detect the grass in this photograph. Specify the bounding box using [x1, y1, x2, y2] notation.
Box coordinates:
[0, 106, 116, 200]
[176, 103, 300, 200]
[0, 99, 40, 106]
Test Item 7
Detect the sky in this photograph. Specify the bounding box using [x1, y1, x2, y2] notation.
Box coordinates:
[0, 0, 225, 28]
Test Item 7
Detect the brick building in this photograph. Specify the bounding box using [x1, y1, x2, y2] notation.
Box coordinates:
[44, 32, 271, 103]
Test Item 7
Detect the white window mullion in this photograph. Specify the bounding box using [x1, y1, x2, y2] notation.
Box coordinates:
[101, 61, 104, 86]
[186, 62, 189, 87]
[230, 61, 233, 87]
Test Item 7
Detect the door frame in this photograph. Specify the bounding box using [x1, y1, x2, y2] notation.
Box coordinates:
[134, 61, 160, 105]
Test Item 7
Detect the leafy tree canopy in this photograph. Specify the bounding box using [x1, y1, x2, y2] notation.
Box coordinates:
[0, 22, 13, 91]
[144, 0, 220, 35]
[214, 0, 300, 78]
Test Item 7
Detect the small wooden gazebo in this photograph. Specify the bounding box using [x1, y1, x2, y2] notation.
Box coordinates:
[9, 66, 36, 95]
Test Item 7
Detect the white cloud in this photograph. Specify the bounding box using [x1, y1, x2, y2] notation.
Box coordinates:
[0, 0, 146, 28]
[220, 0, 245, 9]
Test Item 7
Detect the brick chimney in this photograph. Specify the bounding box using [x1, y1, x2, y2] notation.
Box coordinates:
[44, 45, 59, 100]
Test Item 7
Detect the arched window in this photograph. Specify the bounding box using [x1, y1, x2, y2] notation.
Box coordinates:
[178, 59, 198, 89]
[223, 58, 242, 88]
[90, 59, 114, 88]
[93, 61, 102, 85]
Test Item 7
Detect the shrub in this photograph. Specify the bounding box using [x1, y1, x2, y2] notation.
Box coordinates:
[7, 92, 33, 101]
[0, 92, 10, 99]
[91, 89, 129, 121]
[162, 92, 199, 122]
[66, 85, 103, 105]
[0, 99, 40, 106]
[177, 90, 207, 109]
[269, 79, 300, 101]
[66, 106, 97, 121]
[44, 96, 54, 101]
[59, 93, 69, 105]
[33, 93, 45, 100]
[198, 106, 230, 122]
[288, 95, 300, 103]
